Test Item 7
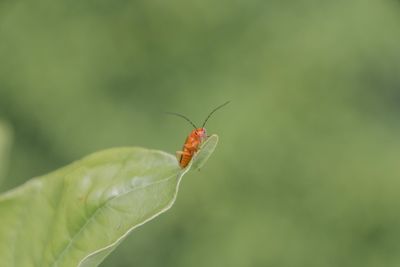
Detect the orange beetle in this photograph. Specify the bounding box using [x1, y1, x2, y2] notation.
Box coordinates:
[167, 101, 230, 168]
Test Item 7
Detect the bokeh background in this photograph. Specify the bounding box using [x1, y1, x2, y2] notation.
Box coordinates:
[1, 0, 400, 266]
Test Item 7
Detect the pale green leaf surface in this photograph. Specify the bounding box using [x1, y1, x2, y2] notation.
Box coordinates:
[191, 135, 218, 171]
[0, 134, 218, 267]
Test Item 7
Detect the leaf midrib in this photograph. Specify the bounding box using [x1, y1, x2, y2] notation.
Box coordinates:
[49, 173, 177, 267]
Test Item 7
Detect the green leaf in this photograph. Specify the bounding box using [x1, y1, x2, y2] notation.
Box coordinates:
[190, 135, 219, 171]
[0, 134, 218, 267]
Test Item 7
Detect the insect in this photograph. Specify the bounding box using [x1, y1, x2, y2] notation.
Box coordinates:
[166, 101, 230, 168]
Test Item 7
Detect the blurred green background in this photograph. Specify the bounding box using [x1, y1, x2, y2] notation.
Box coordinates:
[1, 0, 400, 266]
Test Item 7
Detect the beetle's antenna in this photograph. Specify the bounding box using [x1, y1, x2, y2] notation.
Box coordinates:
[165, 112, 198, 129]
[202, 101, 230, 128]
